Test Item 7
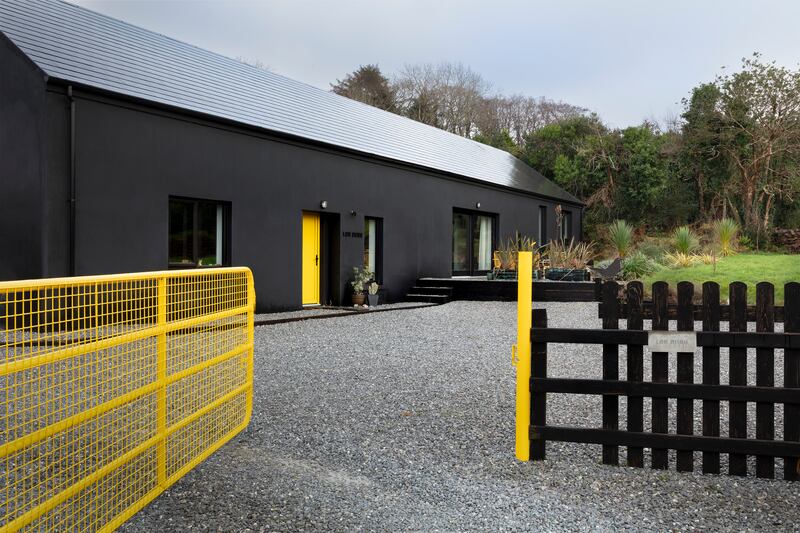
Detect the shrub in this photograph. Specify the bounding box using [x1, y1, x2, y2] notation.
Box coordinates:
[697, 252, 717, 265]
[608, 220, 634, 259]
[622, 251, 659, 279]
[637, 240, 667, 262]
[738, 234, 753, 250]
[673, 226, 700, 254]
[714, 218, 739, 256]
[664, 251, 698, 268]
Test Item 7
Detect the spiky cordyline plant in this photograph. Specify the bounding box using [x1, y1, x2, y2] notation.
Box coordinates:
[715, 218, 739, 256]
[673, 226, 699, 255]
[608, 219, 634, 259]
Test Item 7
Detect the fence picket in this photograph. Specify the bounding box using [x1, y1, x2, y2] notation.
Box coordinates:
[676, 282, 695, 472]
[729, 282, 748, 476]
[651, 281, 669, 470]
[626, 281, 644, 468]
[701, 282, 721, 474]
[755, 282, 775, 479]
[531, 308, 548, 461]
[785, 282, 800, 481]
[602, 281, 619, 466]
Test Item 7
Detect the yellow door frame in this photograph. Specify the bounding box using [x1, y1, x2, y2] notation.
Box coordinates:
[301, 212, 321, 305]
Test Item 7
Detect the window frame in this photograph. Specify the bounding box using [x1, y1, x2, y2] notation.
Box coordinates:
[363, 216, 384, 283]
[452, 208, 498, 276]
[168, 196, 231, 269]
[538, 205, 547, 246]
[561, 210, 573, 241]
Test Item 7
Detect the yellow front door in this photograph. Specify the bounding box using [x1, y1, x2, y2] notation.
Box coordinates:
[302, 212, 321, 305]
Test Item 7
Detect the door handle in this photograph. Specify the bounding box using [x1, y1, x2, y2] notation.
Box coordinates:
[315, 254, 319, 266]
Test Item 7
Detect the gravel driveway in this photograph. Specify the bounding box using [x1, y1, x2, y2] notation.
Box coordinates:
[122, 301, 797, 532]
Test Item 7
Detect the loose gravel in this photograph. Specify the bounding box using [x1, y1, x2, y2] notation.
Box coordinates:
[254, 302, 436, 324]
[122, 301, 798, 532]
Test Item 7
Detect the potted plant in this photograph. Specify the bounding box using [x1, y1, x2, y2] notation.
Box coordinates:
[544, 238, 595, 281]
[367, 281, 380, 307]
[350, 266, 373, 306]
[492, 234, 543, 280]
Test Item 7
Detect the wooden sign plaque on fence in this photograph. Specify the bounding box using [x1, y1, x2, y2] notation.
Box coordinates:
[647, 331, 697, 353]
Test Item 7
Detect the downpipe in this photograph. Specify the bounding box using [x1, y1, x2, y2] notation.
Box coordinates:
[68, 85, 76, 276]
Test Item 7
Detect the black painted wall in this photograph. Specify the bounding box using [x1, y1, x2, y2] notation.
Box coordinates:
[0, 34, 46, 280]
[5, 77, 582, 312]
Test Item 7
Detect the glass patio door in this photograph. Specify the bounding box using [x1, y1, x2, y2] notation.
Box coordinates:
[452, 210, 495, 275]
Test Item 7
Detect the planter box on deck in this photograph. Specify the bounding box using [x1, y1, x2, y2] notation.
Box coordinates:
[545, 268, 590, 282]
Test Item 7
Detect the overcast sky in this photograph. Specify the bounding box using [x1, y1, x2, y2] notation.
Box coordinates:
[70, 0, 800, 128]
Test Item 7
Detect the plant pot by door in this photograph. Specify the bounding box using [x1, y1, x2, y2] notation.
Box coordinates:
[367, 293, 379, 307]
[352, 293, 366, 306]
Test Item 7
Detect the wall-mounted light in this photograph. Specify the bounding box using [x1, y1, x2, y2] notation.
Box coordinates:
[320, 200, 328, 209]
[475, 202, 481, 209]
[350, 210, 357, 217]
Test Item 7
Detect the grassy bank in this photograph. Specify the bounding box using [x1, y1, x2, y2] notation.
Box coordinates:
[640, 253, 800, 304]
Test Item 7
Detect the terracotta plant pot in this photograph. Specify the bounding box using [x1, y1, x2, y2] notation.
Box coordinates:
[352, 293, 366, 306]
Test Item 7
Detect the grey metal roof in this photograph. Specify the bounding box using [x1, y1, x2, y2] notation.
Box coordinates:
[0, 0, 580, 204]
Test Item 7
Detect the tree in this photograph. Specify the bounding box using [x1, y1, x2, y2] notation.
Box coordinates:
[520, 114, 605, 179]
[331, 64, 397, 112]
[473, 129, 518, 155]
[477, 95, 586, 145]
[679, 83, 730, 219]
[614, 123, 670, 224]
[393, 62, 490, 137]
[236, 56, 271, 71]
[525, 116, 678, 232]
[707, 54, 800, 238]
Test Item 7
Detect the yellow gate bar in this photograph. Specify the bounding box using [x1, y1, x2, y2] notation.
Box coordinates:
[515, 251, 533, 461]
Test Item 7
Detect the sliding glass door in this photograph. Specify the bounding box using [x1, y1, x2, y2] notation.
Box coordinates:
[452, 210, 496, 275]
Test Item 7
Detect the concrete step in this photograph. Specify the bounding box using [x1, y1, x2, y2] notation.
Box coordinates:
[405, 293, 450, 304]
[416, 278, 455, 287]
[408, 286, 454, 295]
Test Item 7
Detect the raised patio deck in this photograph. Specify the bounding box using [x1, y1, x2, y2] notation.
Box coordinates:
[411, 277, 601, 302]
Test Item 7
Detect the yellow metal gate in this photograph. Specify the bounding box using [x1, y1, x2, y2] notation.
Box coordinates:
[0, 268, 255, 531]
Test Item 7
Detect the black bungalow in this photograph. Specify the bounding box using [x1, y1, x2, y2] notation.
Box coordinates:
[0, 0, 583, 312]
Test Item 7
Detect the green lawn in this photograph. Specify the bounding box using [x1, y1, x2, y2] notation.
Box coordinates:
[640, 253, 800, 304]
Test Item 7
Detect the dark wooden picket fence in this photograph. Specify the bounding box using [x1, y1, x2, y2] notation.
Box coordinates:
[530, 280, 800, 480]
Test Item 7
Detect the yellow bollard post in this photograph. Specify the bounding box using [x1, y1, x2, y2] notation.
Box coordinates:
[515, 251, 533, 461]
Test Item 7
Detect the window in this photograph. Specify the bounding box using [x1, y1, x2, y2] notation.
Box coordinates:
[169, 197, 229, 267]
[561, 210, 573, 241]
[452, 210, 496, 275]
[452, 212, 470, 273]
[474, 215, 494, 271]
[363, 217, 383, 281]
[538, 206, 547, 246]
